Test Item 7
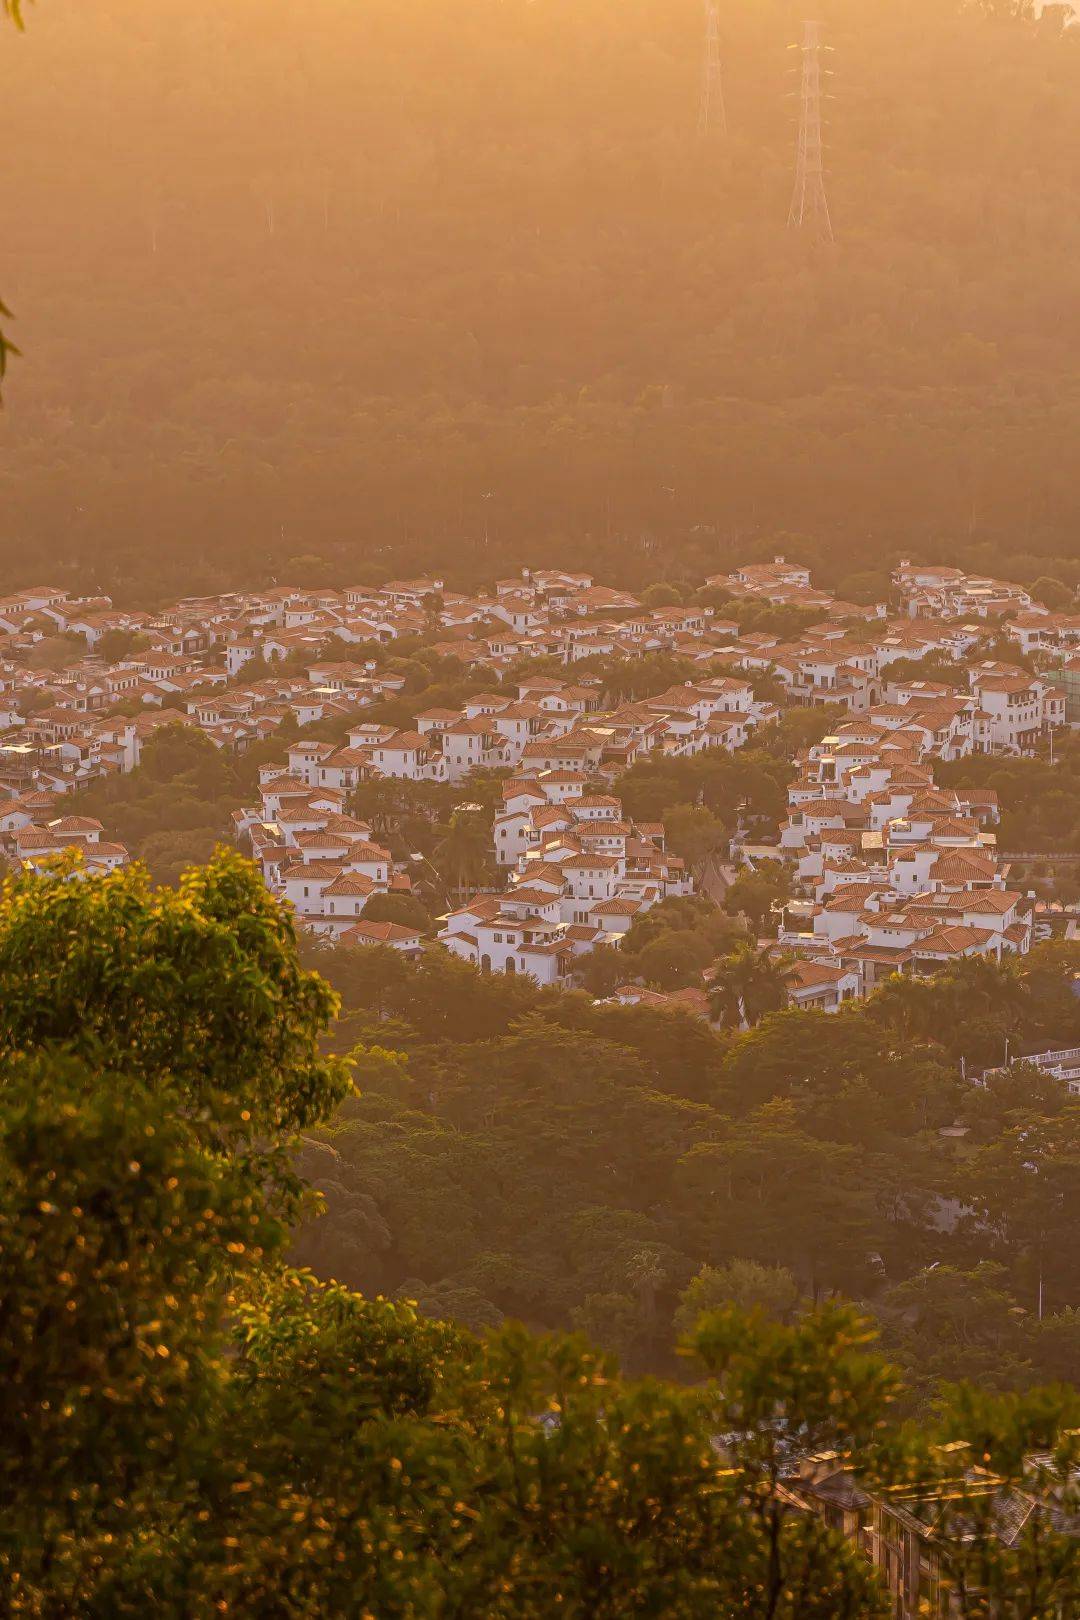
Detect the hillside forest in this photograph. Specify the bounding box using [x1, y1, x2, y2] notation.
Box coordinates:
[299, 931, 1080, 1406]
[4, 853, 1080, 1615]
[2, 0, 1080, 602]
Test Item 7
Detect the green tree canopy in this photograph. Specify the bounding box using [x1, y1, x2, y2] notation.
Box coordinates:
[360, 890, 435, 936]
[707, 941, 795, 1029]
[723, 864, 790, 936]
[0, 851, 349, 1205]
[675, 1259, 801, 1340]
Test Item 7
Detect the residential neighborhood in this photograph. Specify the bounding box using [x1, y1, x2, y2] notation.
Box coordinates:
[0, 561, 1074, 1023]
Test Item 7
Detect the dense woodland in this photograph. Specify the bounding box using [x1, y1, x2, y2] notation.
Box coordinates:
[3, 853, 1079, 1615]
[3, 0, 1080, 601]
[301, 934, 1080, 1405]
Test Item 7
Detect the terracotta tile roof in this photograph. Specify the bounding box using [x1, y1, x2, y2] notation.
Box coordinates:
[788, 960, 846, 989]
[914, 925, 994, 955]
[322, 874, 376, 897]
[339, 919, 420, 944]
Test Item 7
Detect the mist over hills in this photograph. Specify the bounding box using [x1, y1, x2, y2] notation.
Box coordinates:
[1, 0, 1079, 602]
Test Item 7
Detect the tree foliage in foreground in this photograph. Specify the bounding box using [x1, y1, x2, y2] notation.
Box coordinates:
[0, 854, 1078, 1613]
[0, 848, 349, 1212]
[0, 1072, 888, 1619]
[0, 1041, 1067, 1616]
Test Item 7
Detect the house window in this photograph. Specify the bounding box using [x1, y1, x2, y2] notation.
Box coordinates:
[494, 932, 503, 943]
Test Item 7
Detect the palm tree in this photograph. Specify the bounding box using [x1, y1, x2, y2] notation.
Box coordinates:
[707, 942, 797, 1030]
[432, 810, 491, 901]
[871, 954, 1027, 1060]
[869, 969, 934, 1046]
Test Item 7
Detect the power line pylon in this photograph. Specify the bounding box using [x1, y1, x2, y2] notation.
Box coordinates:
[788, 20, 833, 244]
[698, 0, 726, 138]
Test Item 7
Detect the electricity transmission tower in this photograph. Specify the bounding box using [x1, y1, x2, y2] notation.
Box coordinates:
[698, 0, 726, 137]
[788, 20, 833, 244]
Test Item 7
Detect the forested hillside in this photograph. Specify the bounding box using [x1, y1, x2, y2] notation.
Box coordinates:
[300, 938, 1080, 1405]
[4, 853, 1079, 1614]
[2, 0, 1080, 602]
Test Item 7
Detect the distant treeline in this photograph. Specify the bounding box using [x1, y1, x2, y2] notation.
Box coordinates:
[2, 0, 1079, 601]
